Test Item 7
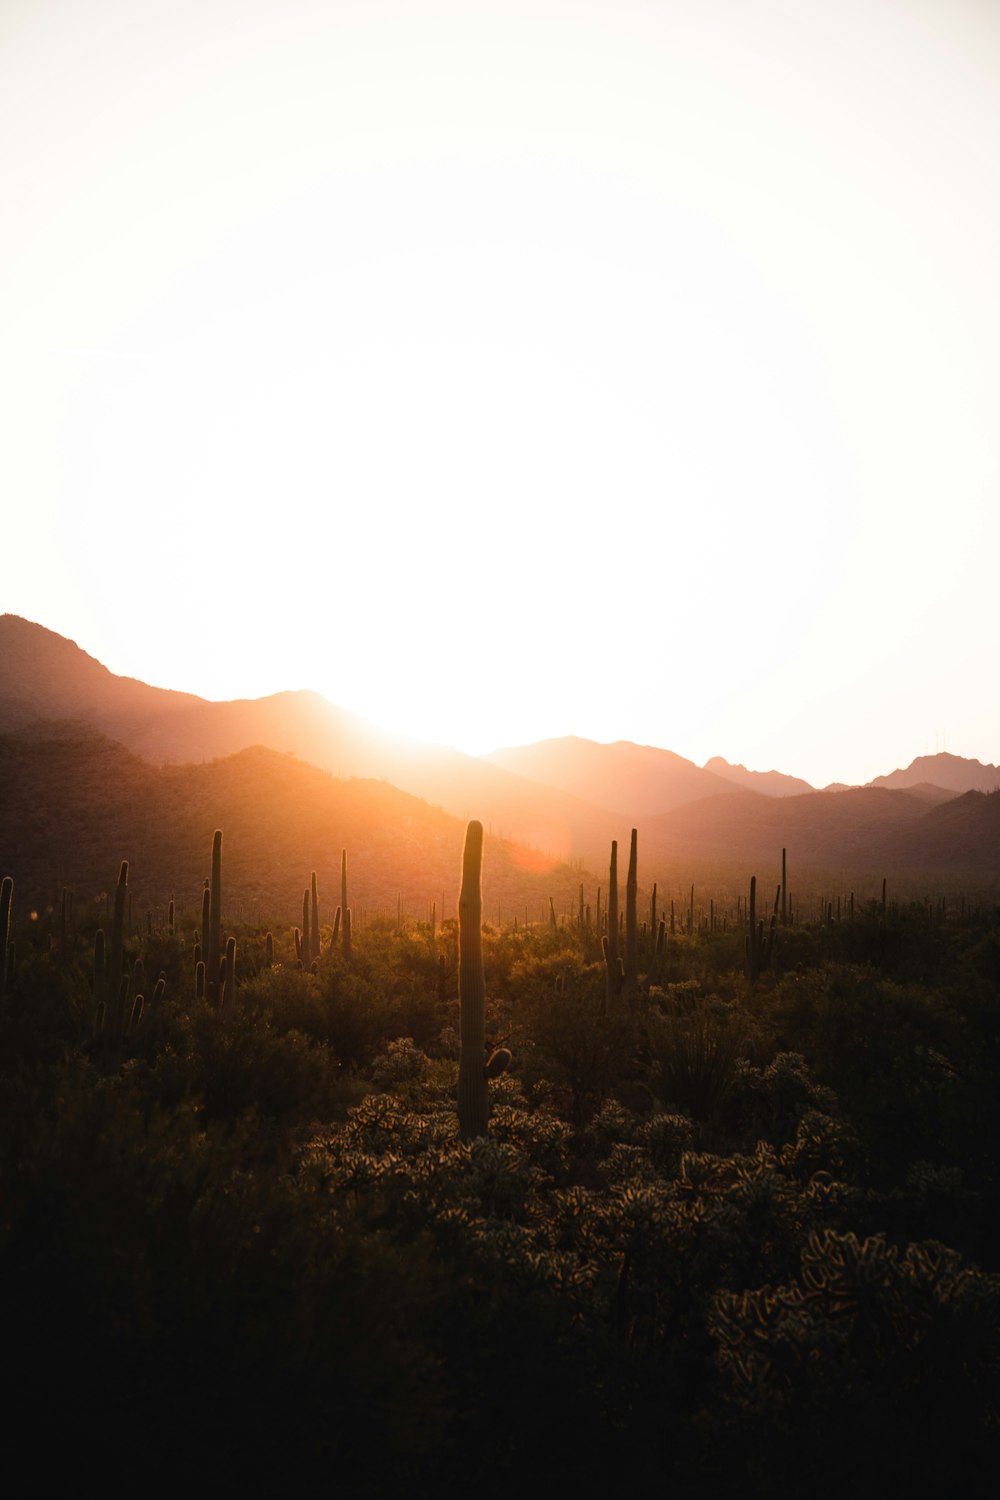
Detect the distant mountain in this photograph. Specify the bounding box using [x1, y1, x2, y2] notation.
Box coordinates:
[483, 736, 736, 817]
[703, 756, 814, 798]
[0, 724, 587, 919]
[889, 782, 959, 806]
[869, 753, 1000, 795]
[0, 611, 203, 733]
[0, 616, 617, 863]
[635, 784, 1000, 879]
[3, 616, 998, 885]
[878, 790, 1000, 874]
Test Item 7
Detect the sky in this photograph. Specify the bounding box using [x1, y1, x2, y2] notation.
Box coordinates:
[2, 0, 998, 788]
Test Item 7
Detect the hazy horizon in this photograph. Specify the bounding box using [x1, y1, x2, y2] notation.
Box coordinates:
[3, 2, 998, 787]
[7, 608, 996, 793]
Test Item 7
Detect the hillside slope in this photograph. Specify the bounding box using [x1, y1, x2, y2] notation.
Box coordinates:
[870, 752, 1000, 795]
[484, 735, 736, 816]
[0, 616, 617, 863]
[0, 725, 592, 922]
[703, 756, 814, 798]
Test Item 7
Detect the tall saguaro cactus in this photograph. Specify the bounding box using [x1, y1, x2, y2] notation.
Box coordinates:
[220, 936, 237, 1020]
[458, 820, 488, 1140]
[341, 849, 352, 960]
[781, 848, 788, 924]
[0, 875, 13, 1012]
[108, 861, 129, 1041]
[624, 828, 639, 1000]
[207, 831, 222, 1005]
[604, 840, 619, 1012]
[745, 874, 776, 983]
[310, 871, 320, 964]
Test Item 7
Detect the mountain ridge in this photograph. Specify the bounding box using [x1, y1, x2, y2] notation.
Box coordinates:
[703, 755, 815, 798]
[2, 615, 998, 881]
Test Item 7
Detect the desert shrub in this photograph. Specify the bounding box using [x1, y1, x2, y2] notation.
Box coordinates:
[317, 960, 441, 1064]
[241, 963, 328, 1035]
[0, 1056, 447, 1491]
[515, 970, 637, 1123]
[144, 1005, 348, 1124]
[0, 947, 95, 1061]
[644, 1006, 747, 1122]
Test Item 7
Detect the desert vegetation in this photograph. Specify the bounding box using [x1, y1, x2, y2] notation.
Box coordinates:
[1, 820, 999, 1495]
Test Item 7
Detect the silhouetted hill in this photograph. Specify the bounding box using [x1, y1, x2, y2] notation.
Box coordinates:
[0, 617, 617, 863]
[0, 612, 203, 732]
[483, 736, 736, 817]
[0, 724, 595, 923]
[880, 789, 1000, 873]
[640, 785, 999, 876]
[4, 618, 998, 885]
[890, 782, 958, 806]
[869, 752, 1000, 795]
[703, 756, 814, 798]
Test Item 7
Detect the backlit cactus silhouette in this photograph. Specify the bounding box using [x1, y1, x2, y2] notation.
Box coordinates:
[458, 820, 488, 1140]
[107, 860, 128, 1041]
[341, 849, 352, 960]
[624, 827, 638, 1000]
[604, 840, 619, 1012]
[0, 875, 12, 1012]
[207, 831, 222, 1005]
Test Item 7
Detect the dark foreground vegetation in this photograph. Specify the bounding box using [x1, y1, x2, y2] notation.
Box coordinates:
[1, 849, 999, 1496]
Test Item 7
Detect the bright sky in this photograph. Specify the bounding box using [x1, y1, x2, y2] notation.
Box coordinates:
[2, 0, 998, 787]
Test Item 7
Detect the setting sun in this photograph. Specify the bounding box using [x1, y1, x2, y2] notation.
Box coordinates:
[2, 0, 997, 785]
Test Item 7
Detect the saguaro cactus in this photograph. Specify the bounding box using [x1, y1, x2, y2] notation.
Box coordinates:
[0, 875, 12, 1012]
[458, 820, 489, 1140]
[604, 840, 619, 1012]
[207, 831, 222, 1005]
[310, 871, 320, 963]
[341, 849, 352, 960]
[781, 848, 788, 924]
[107, 861, 129, 1041]
[744, 874, 776, 983]
[93, 928, 107, 1016]
[624, 828, 639, 1000]
[220, 936, 237, 1020]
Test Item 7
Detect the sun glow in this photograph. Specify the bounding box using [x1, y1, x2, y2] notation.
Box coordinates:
[2, 1, 999, 785]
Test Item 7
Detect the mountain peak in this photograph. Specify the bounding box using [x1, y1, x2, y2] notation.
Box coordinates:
[869, 753, 1000, 796]
[0, 614, 204, 729]
[703, 756, 814, 798]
